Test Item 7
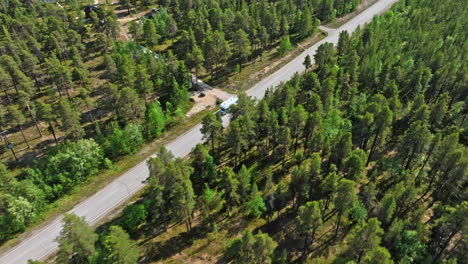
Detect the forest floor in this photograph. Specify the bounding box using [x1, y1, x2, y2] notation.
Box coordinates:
[325, 0, 380, 28]
[210, 32, 327, 94]
[97, 147, 347, 264]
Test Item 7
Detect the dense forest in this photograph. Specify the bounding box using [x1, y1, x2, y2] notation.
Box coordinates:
[128, 0, 360, 77]
[0, 0, 192, 242]
[0, 0, 362, 246]
[24, 0, 467, 263]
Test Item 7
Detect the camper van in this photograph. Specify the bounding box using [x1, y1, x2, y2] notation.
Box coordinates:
[220, 97, 238, 115]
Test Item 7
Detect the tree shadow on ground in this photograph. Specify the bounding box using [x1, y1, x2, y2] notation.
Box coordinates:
[139, 224, 209, 264]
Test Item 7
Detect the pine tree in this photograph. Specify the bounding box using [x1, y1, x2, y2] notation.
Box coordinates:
[343, 149, 366, 181]
[334, 179, 357, 237]
[135, 64, 154, 103]
[219, 166, 240, 215]
[171, 158, 196, 231]
[278, 35, 292, 56]
[232, 29, 251, 66]
[18, 92, 42, 138]
[118, 87, 145, 124]
[367, 106, 393, 165]
[363, 246, 394, 264]
[58, 100, 84, 139]
[211, 30, 231, 72]
[145, 100, 166, 139]
[348, 218, 384, 262]
[143, 21, 160, 47]
[290, 105, 307, 153]
[330, 132, 352, 169]
[228, 229, 277, 264]
[190, 144, 217, 194]
[200, 184, 224, 226]
[277, 126, 291, 170]
[36, 100, 58, 144]
[7, 105, 30, 149]
[56, 214, 97, 264]
[0, 55, 33, 96]
[303, 54, 312, 70]
[247, 184, 266, 217]
[103, 225, 139, 264]
[296, 201, 323, 255]
[201, 112, 223, 155]
[103, 54, 118, 80]
[186, 43, 205, 77]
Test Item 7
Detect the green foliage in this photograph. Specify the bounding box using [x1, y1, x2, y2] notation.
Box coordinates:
[120, 204, 148, 234]
[362, 246, 394, 264]
[190, 144, 218, 194]
[278, 35, 293, 56]
[296, 201, 323, 252]
[219, 166, 240, 212]
[396, 230, 427, 264]
[200, 112, 223, 154]
[347, 218, 384, 262]
[201, 184, 225, 224]
[303, 55, 312, 69]
[247, 184, 266, 217]
[27, 139, 104, 200]
[226, 229, 277, 264]
[0, 1, 192, 242]
[56, 214, 97, 264]
[0, 194, 34, 240]
[145, 101, 166, 139]
[343, 149, 366, 181]
[58, 100, 84, 139]
[103, 225, 139, 264]
[103, 124, 144, 159]
[146, 148, 195, 229]
[233, 29, 251, 64]
[1, 0, 467, 262]
[110, 0, 467, 262]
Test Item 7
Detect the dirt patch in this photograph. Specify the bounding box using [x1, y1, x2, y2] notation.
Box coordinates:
[185, 88, 234, 118]
[102, 1, 150, 41]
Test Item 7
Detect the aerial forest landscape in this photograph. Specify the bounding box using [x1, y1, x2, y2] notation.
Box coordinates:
[0, 0, 466, 263]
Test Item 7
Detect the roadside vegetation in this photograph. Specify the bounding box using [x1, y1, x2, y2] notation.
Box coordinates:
[0, 0, 362, 245]
[27, 0, 467, 263]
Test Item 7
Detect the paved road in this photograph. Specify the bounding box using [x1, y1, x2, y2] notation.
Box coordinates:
[0, 0, 398, 263]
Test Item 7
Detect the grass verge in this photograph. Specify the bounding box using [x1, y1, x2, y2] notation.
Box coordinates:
[209, 31, 326, 94]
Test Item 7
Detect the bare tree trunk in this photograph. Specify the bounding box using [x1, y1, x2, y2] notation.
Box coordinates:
[335, 213, 341, 238]
[49, 122, 58, 145]
[302, 232, 309, 257]
[18, 124, 30, 149]
[64, 85, 72, 101]
[26, 103, 42, 137]
[2, 86, 13, 105]
[366, 131, 380, 166]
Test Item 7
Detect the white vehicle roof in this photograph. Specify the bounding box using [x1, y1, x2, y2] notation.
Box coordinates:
[220, 97, 238, 109]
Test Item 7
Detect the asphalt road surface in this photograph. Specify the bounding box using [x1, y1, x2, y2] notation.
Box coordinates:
[0, 0, 398, 263]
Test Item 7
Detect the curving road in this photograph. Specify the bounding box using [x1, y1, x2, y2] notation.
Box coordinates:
[0, 0, 398, 263]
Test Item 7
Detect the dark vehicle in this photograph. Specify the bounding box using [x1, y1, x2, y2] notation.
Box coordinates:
[83, 5, 101, 19]
[145, 8, 159, 19]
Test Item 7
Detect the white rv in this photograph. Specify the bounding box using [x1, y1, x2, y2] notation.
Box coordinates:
[220, 97, 238, 115]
